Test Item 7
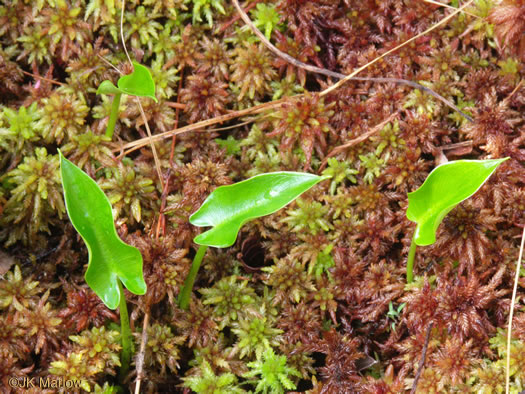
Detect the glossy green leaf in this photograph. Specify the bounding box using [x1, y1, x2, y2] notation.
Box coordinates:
[96, 61, 157, 102]
[117, 61, 157, 102]
[190, 172, 328, 248]
[96, 80, 122, 96]
[407, 158, 508, 246]
[59, 151, 146, 309]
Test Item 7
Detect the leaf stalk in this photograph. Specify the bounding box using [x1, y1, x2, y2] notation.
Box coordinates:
[178, 244, 208, 310]
[118, 279, 132, 382]
[406, 231, 418, 283]
[106, 92, 122, 138]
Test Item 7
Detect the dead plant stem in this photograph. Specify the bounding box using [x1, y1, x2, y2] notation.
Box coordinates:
[319, 112, 399, 171]
[506, 226, 525, 394]
[232, 0, 472, 121]
[134, 311, 149, 394]
[115, 0, 473, 157]
[411, 322, 434, 394]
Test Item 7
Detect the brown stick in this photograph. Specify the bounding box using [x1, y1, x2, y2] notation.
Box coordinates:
[134, 312, 149, 394]
[506, 225, 525, 393]
[231, 0, 473, 122]
[319, 112, 400, 171]
[411, 322, 434, 394]
[114, 1, 474, 156]
[113, 98, 287, 156]
[217, 0, 260, 33]
[166, 101, 186, 110]
[21, 70, 64, 86]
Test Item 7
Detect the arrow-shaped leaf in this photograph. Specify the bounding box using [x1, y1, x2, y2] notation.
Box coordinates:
[96, 61, 157, 102]
[407, 158, 508, 246]
[190, 172, 328, 248]
[59, 151, 146, 309]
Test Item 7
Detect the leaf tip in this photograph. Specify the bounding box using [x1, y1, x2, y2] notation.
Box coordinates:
[96, 80, 121, 96]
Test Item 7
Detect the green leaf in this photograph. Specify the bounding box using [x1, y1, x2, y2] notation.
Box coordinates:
[96, 80, 123, 96]
[59, 151, 146, 309]
[96, 62, 157, 102]
[190, 172, 327, 248]
[407, 158, 508, 246]
[117, 61, 157, 102]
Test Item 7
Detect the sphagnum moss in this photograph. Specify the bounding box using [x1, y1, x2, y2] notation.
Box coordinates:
[0, 0, 524, 392]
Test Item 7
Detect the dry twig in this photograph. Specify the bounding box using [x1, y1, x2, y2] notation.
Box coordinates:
[232, 0, 472, 121]
[506, 226, 525, 394]
[319, 112, 400, 171]
[116, 0, 474, 158]
[411, 322, 434, 394]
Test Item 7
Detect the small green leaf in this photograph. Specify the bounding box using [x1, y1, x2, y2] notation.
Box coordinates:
[59, 151, 146, 309]
[407, 158, 508, 246]
[96, 80, 123, 96]
[117, 61, 157, 102]
[190, 172, 327, 248]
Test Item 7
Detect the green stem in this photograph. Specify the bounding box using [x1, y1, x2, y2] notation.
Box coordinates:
[118, 279, 132, 382]
[406, 231, 418, 283]
[105, 92, 122, 138]
[178, 244, 208, 310]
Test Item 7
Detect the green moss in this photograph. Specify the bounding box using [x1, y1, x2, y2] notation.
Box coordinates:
[230, 43, 277, 101]
[322, 158, 358, 195]
[200, 275, 259, 329]
[262, 258, 314, 304]
[359, 152, 388, 184]
[232, 314, 283, 359]
[123, 5, 162, 51]
[0, 265, 43, 311]
[251, 3, 280, 40]
[244, 348, 301, 394]
[186, 0, 225, 27]
[0, 147, 64, 246]
[183, 360, 245, 393]
[17, 25, 52, 65]
[36, 88, 89, 144]
[60, 130, 114, 173]
[215, 135, 241, 156]
[151, 20, 181, 62]
[49, 327, 121, 392]
[309, 244, 335, 279]
[98, 161, 156, 224]
[282, 198, 333, 235]
[140, 323, 184, 375]
[149, 57, 180, 99]
[0, 103, 41, 157]
[85, 0, 118, 28]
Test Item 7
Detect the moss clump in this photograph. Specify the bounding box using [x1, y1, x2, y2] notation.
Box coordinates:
[0, 147, 64, 246]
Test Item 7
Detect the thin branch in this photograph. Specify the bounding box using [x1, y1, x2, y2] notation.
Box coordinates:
[411, 322, 434, 394]
[319, 112, 400, 171]
[232, 0, 473, 122]
[134, 312, 150, 394]
[134, 97, 164, 189]
[113, 98, 287, 156]
[423, 0, 480, 18]
[21, 70, 64, 86]
[320, 0, 474, 97]
[97, 53, 122, 74]
[120, 0, 132, 66]
[217, 0, 260, 33]
[166, 101, 187, 110]
[208, 118, 256, 132]
[114, 2, 473, 156]
[504, 79, 524, 104]
[506, 226, 525, 394]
